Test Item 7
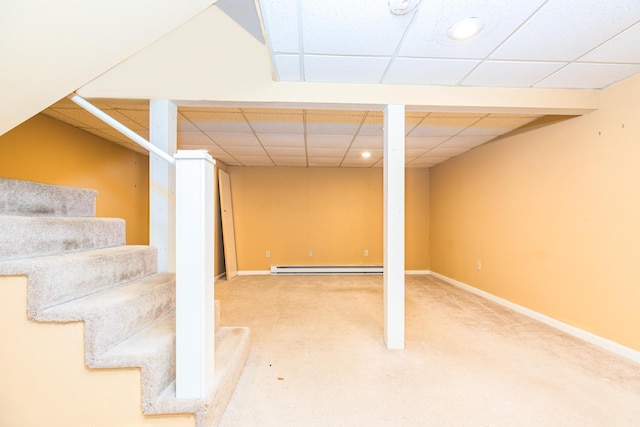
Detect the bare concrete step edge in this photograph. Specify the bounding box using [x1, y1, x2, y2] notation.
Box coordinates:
[148, 326, 251, 427]
[41, 273, 176, 359]
[0, 216, 126, 262]
[0, 177, 96, 217]
[0, 245, 158, 317]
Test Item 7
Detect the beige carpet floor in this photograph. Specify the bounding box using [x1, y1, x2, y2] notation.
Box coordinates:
[216, 274, 640, 426]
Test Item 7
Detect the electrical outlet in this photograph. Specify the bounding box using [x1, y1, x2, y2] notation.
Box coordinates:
[266, 250, 270, 258]
[364, 249, 369, 257]
[476, 261, 482, 271]
[309, 249, 313, 257]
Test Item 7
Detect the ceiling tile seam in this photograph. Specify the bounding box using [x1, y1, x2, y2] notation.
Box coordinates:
[573, 19, 640, 64]
[239, 109, 276, 167]
[117, 107, 150, 130]
[378, 5, 422, 84]
[421, 115, 487, 155]
[338, 111, 371, 167]
[457, 1, 551, 86]
[178, 111, 241, 166]
[296, 0, 305, 81]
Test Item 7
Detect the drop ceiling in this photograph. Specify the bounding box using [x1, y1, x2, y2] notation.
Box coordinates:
[260, 0, 640, 89]
[42, 1, 640, 168]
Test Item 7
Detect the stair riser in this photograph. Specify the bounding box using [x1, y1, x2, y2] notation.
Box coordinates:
[0, 177, 96, 217]
[0, 216, 125, 262]
[0, 246, 158, 316]
[85, 282, 176, 357]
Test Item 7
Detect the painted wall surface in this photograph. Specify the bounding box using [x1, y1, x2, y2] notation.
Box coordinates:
[0, 276, 195, 427]
[0, 114, 149, 244]
[430, 74, 640, 351]
[227, 166, 429, 271]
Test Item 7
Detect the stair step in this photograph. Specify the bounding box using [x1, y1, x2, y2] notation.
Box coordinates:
[42, 272, 176, 360]
[0, 177, 96, 217]
[96, 313, 177, 409]
[0, 245, 158, 317]
[149, 326, 251, 427]
[0, 216, 125, 262]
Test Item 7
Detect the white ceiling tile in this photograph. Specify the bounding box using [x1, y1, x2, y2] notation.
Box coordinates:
[308, 157, 342, 167]
[206, 132, 260, 146]
[103, 100, 148, 110]
[580, 22, 640, 63]
[341, 158, 378, 167]
[272, 157, 307, 167]
[306, 134, 353, 148]
[407, 157, 438, 167]
[235, 156, 275, 166]
[49, 108, 113, 129]
[400, 0, 546, 59]
[307, 147, 347, 157]
[442, 135, 494, 148]
[405, 148, 428, 159]
[356, 115, 384, 136]
[405, 136, 447, 149]
[457, 116, 538, 136]
[178, 131, 214, 145]
[351, 135, 383, 149]
[408, 116, 479, 137]
[181, 111, 252, 132]
[384, 58, 480, 85]
[43, 109, 88, 128]
[274, 54, 301, 81]
[242, 107, 304, 114]
[178, 113, 201, 132]
[224, 146, 267, 157]
[180, 144, 229, 158]
[109, 109, 149, 130]
[214, 155, 241, 166]
[258, 0, 299, 53]
[258, 133, 305, 147]
[462, 61, 566, 87]
[344, 148, 383, 159]
[265, 147, 306, 157]
[492, 0, 640, 61]
[245, 112, 304, 134]
[428, 146, 469, 157]
[301, 0, 413, 56]
[306, 115, 362, 135]
[535, 63, 640, 89]
[304, 55, 390, 83]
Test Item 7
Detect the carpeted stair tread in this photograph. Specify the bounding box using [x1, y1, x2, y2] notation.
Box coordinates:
[42, 272, 176, 359]
[0, 216, 125, 262]
[97, 313, 177, 407]
[0, 245, 157, 317]
[0, 177, 96, 217]
[148, 326, 251, 427]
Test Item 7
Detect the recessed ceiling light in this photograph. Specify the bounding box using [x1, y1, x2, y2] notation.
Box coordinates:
[362, 151, 372, 159]
[448, 17, 484, 41]
[388, 0, 421, 15]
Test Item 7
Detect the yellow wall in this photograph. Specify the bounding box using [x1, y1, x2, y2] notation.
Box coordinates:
[430, 74, 640, 351]
[0, 114, 149, 244]
[0, 276, 195, 427]
[227, 166, 429, 271]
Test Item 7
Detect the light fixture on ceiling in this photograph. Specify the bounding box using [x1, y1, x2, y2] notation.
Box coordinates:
[362, 151, 372, 159]
[388, 0, 421, 15]
[447, 17, 484, 41]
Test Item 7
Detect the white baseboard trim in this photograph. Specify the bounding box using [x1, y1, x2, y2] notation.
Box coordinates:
[237, 270, 270, 276]
[429, 271, 640, 365]
[406, 270, 431, 275]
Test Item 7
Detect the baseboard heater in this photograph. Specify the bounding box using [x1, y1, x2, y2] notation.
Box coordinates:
[270, 265, 383, 275]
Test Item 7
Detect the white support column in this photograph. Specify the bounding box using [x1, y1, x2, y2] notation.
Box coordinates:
[149, 100, 177, 273]
[383, 104, 405, 349]
[175, 150, 216, 399]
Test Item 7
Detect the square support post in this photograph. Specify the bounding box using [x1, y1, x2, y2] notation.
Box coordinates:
[149, 99, 177, 273]
[175, 150, 216, 399]
[383, 104, 405, 349]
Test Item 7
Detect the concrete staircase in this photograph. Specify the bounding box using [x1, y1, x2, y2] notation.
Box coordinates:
[0, 177, 250, 426]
